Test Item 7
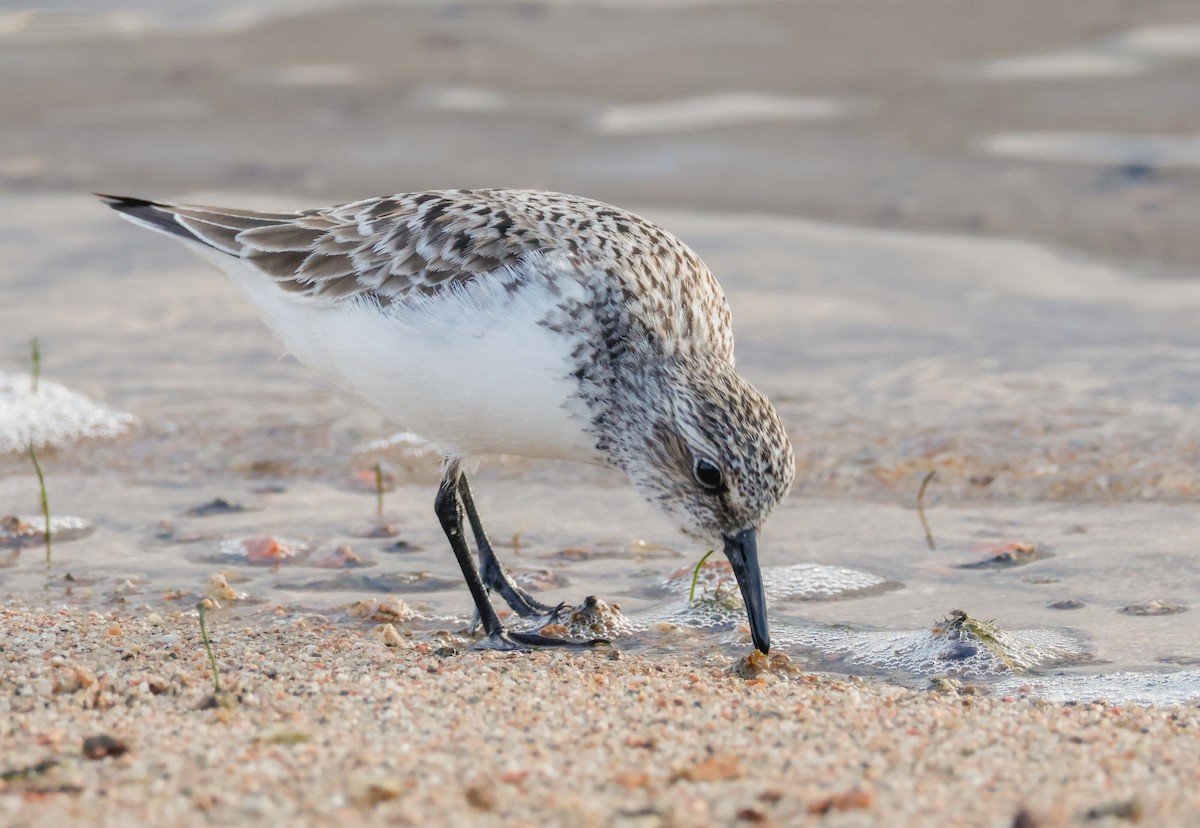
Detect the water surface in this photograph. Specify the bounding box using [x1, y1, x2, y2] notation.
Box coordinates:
[3, 194, 1199, 704]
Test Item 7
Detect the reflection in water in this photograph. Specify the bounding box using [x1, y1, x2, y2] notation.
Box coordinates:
[595, 92, 853, 134]
[979, 132, 1200, 168]
[952, 24, 1200, 81]
[958, 51, 1147, 81]
[1109, 25, 1200, 57]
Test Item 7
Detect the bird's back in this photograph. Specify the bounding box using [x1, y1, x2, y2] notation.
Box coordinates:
[102, 189, 736, 361]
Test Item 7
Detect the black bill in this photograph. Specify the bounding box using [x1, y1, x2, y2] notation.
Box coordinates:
[723, 527, 769, 653]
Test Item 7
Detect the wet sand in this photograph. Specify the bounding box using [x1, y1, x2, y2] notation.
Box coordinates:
[5, 602, 1200, 827]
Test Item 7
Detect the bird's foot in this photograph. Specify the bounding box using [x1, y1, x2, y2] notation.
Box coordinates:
[469, 601, 568, 635]
[471, 628, 610, 652]
[480, 558, 561, 617]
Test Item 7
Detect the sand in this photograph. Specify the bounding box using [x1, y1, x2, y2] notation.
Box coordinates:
[2, 602, 1198, 827]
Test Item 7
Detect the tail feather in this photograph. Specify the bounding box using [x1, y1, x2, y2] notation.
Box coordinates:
[95, 194, 204, 246]
[95, 194, 298, 256]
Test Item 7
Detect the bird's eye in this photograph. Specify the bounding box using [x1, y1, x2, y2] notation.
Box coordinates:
[693, 458, 724, 492]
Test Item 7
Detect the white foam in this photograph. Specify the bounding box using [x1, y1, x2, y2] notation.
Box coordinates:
[355, 430, 436, 457]
[595, 93, 852, 135]
[994, 670, 1200, 706]
[773, 619, 1084, 679]
[0, 372, 136, 455]
[0, 515, 95, 548]
[668, 561, 895, 603]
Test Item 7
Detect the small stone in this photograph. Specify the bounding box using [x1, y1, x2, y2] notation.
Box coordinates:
[381, 539, 418, 553]
[240, 794, 274, 817]
[1121, 599, 1187, 616]
[1012, 808, 1041, 828]
[313, 545, 375, 569]
[957, 541, 1051, 570]
[186, 498, 247, 517]
[566, 595, 629, 637]
[344, 598, 415, 624]
[807, 788, 872, 815]
[1083, 799, 1142, 821]
[464, 782, 497, 811]
[82, 734, 129, 760]
[1048, 599, 1084, 610]
[206, 573, 246, 602]
[672, 754, 743, 783]
[350, 777, 404, 808]
[929, 676, 962, 694]
[255, 725, 312, 745]
[614, 770, 650, 789]
[241, 536, 299, 564]
[734, 650, 800, 679]
[369, 623, 411, 649]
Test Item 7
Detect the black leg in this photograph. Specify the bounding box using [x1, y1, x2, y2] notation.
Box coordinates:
[459, 473, 563, 618]
[434, 461, 606, 652]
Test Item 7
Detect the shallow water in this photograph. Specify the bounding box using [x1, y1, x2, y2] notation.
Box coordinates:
[2, 192, 1199, 704]
[5, 0, 1200, 704]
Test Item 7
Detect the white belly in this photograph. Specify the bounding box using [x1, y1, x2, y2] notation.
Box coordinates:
[219, 258, 599, 463]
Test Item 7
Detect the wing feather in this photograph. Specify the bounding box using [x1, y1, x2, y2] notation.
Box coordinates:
[98, 190, 737, 360]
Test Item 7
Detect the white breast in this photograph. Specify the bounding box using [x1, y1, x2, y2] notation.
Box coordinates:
[212, 253, 600, 463]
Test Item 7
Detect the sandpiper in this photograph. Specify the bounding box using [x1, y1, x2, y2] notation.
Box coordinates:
[99, 189, 795, 652]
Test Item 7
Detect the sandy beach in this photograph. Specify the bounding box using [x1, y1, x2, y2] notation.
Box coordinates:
[4, 602, 1199, 827]
[4, 0, 1200, 824]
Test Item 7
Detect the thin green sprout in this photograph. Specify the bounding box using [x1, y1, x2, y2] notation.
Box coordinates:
[30, 336, 40, 393]
[28, 443, 50, 566]
[917, 469, 937, 551]
[197, 601, 222, 694]
[373, 462, 384, 519]
[688, 549, 715, 602]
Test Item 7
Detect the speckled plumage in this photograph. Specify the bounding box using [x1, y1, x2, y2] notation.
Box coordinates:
[152, 189, 734, 358]
[101, 189, 794, 652]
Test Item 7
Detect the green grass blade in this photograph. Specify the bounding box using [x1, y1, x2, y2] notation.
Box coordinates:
[28, 442, 50, 565]
[688, 549, 715, 602]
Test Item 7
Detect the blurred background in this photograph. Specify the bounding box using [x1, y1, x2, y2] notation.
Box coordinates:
[3, 0, 1200, 266]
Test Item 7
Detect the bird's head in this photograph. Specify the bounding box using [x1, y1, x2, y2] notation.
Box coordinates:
[609, 359, 795, 653]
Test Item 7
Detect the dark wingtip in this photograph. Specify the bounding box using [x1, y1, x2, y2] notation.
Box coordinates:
[95, 192, 156, 208]
[95, 193, 196, 242]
